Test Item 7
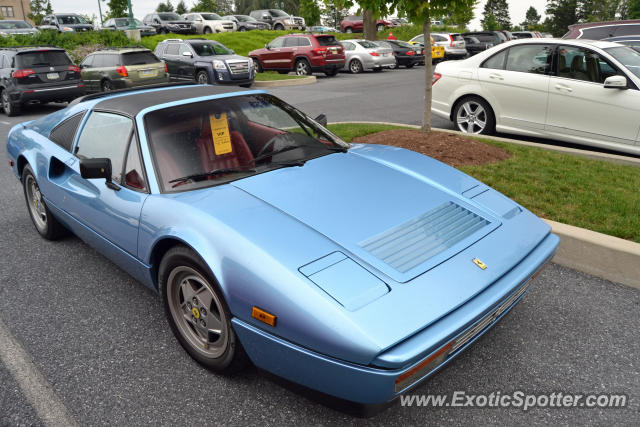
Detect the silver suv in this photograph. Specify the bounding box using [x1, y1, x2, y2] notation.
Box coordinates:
[431, 33, 467, 59]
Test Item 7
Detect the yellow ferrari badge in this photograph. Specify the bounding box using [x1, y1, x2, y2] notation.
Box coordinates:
[473, 258, 487, 270]
[192, 307, 201, 319]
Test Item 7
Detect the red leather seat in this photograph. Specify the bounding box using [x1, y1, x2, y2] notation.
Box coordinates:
[196, 118, 254, 172]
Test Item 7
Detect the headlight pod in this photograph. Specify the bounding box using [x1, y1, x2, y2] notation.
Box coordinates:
[62, 26, 74, 32]
[299, 252, 389, 311]
[212, 60, 227, 70]
[283, 18, 292, 25]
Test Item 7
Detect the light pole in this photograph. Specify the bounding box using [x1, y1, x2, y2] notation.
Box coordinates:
[127, 0, 135, 30]
[97, 0, 104, 25]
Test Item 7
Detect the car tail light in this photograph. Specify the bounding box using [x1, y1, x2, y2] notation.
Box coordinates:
[313, 47, 327, 56]
[369, 51, 380, 56]
[163, 62, 168, 72]
[422, 49, 425, 55]
[116, 65, 128, 77]
[449, 34, 454, 47]
[67, 65, 81, 73]
[432, 72, 442, 85]
[406, 50, 415, 56]
[11, 69, 34, 78]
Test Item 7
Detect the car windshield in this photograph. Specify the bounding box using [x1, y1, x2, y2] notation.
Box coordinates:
[394, 40, 414, 48]
[0, 21, 32, 29]
[201, 13, 222, 20]
[159, 13, 181, 21]
[16, 51, 71, 67]
[115, 18, 143, 27]
[145, 94, 348, 192]
[236, 15, 256, 22]
[191, 42, 232, 56]
[58, 15, 88, 24]
[269, 10, 289, 17]
[604, 46, 640, 78]
[358, 40, 378, 49]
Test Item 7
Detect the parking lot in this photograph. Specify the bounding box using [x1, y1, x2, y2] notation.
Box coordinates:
[0, 71, 639, 426]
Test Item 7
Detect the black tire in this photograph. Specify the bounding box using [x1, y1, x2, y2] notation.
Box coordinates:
[452, 96, 496, 135]
[239, 83, 252, 88]
[239, 27, 247, 32]
[251, 57, 263, 73]
[22, 164, 66, 240]
[324, 69, 338, 77]
[195, 70, 210, 84]
[101, 79, 114, 92]
[204, 27, 212, 34]
[393, 63, 399, 69]
[1, 89, 20, 116]
[349, 59, 362, 74]
[274, 24, 284, 31]
[345, 27, 353, 33]
[159, 245, 249, 374]
[294, 58, 312, 76]
[406, 63, 414, 68]
[373, 67, 383, 72]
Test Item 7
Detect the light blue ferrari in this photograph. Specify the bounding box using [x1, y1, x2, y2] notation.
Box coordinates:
[6, 83, 559, 407]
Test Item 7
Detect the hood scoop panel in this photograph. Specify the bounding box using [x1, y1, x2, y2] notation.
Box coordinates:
[360, 202, 491, 274]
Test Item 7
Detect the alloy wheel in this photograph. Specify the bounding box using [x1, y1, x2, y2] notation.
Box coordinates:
[25, 174, 47, 232]
[456, 101, 487, 134]
[296, 60, 310, 76]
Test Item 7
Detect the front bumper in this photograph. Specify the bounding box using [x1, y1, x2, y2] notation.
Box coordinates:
[211, 69, 255, 85]
[282, 24, 305, 30]
[167, 27, 197, 34]
[12, 83, 85, 104]
[233, 232, 559, 404]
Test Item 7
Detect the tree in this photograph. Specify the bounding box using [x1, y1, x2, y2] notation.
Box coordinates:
[214, 0, 235, 15]
[28, 0, 50, 25]
[300, 0, 321, 26]
[481, 0, 511, 29]
[156, 1, 175, 13]
[444, 1, 476, 29]
[521, 6, 541, 29]
[191, 0, 217, 12]
[320, 2, 348, 28]
[105, 0, 129, 19]
[482, 13, 499, 30]
[629, 0, 640, 18]
[176, 0, 188, 14]
[578, 0, 619, 22]
[545, 0, 577, 37]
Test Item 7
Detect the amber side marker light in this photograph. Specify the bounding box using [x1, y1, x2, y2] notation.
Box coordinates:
[252, 306, 276, 327]
[395, 341, 453, 392]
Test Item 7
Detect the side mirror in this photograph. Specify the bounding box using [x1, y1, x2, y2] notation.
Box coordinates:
[262, 14, 271, 20]
[182, 51, 193, 57]
[265, 44, 271, 50]
[80, 158, 119, 190]
[604, 75, 627, 89]
[315, 113, 328, 127]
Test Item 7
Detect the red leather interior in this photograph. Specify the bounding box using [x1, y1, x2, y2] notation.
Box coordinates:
[196, 118, 254, 172]
[245, 121, 286, 152]
[156, 148, 183, 188]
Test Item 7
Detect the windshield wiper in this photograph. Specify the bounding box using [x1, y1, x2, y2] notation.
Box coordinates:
[169, 167, 255, 187]
[251, 145, 303, 164]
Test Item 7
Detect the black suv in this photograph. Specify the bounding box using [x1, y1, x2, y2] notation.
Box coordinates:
[39, 13, 95, 32]
[142, 12, 196, 34]
[0, 47, 85, 116]
[154, 39, 254, 87]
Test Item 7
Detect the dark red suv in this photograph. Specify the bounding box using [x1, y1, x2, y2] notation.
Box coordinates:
[249, 34, 345, 76]
[341, 15, 392, 33]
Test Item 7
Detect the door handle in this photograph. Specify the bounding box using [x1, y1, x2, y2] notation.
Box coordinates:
[488, 73, 503, 80]
[555, 84, 573, 92]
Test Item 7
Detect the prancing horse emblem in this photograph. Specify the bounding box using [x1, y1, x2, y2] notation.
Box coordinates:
[473, 258, 487, 270]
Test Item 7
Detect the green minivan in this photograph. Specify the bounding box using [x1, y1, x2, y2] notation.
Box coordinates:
[79, 47, 169, 92]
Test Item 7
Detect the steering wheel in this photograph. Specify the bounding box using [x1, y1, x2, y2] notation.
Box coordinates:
[255, 134, 284, 159]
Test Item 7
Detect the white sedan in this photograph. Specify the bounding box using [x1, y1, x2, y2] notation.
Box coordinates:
[432, 38, 640, 155]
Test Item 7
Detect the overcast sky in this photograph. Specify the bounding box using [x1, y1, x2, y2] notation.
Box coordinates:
[50, 0, 548, 30]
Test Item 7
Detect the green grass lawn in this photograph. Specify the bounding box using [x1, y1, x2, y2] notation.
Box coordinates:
[327, 123, 640, 243]
[254, 71, 306, 81]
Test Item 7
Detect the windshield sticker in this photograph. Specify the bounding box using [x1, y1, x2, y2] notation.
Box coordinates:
[209, 113, 233, 155]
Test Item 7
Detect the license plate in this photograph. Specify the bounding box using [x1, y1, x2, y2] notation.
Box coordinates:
[383, 52, 389, 57]
[47, 72, 59, 80]
[139, 70, 155, 78]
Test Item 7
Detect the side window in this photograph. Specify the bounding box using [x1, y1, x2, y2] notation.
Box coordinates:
[481, 49, 507, 69]
[432, 35, 446, 42]
[81, 55, 94, 68]
[108, 54, 119, 67]
[93, 54, 104, 67]
[165, 43, 180, 55]
[123, 138, 147, 191]
[50, 111, 86, 151]
[581, 26, 614, 40]
[557, 45, 619, 83]
[75, 112, 133, 184]
[283, 37, 298, 47]
[505, 44, 552, 74]
[298, 38, 312, 47]
[179, 44, 192, 56]
[269, 37, 285, 48]
[614, 24, 640, 36]
[341, 42, 355, 51]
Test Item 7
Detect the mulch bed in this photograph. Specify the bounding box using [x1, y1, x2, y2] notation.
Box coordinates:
[351, 129, 511, 167]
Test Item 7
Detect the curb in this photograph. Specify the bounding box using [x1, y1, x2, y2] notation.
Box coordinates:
[543, 220, 640, 290]
[253, 76, 316, 87]
[329, 121, 640, 289]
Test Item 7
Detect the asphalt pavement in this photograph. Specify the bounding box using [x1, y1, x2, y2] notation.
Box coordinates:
[0, 73, 639, 426]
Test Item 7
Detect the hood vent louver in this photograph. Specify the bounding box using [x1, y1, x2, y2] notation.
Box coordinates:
[360, 202, 490, 273]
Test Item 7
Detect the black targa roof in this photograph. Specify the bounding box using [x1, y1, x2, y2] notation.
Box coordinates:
[92, 85, 249, 118]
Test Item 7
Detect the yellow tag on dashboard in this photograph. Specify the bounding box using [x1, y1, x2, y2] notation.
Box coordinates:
[209, 113, 233, 155]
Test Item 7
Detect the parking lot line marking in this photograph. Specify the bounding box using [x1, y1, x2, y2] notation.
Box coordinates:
[0, 317, 78, 427]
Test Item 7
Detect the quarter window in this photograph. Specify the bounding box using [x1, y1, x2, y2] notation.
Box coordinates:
[269, 37, 285, 48]
[165, 43, 180, 55]
[505, 44, 552, 74]
[284, 37, 298, 47]
[75, 113, 133, 183]
[123, 139, 147, 191]
[482, 49, 507, 69]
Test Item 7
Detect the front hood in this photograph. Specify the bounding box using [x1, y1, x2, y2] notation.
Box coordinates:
[167, 20, 191, 25]
[233, 150, 501, 283]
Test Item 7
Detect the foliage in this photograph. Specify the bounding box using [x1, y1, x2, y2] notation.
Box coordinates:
[28, 0, 52, 25]
[545, 0, 578, 37]
[105, 0, 130, 20]
[481, 0, 511, 30]
[176, 0, 188, 15]
[482, 13, 499, 30]
[190, 0, 218, 13]
[443, 0, 476, 29]
[521, 6, 541, 29]
[156, 1, 175, 13]
[0, 30, 131, 62]
[320, 1, 349, 28]
[300, 0, 322, 26]
[630, 0, 640, 18]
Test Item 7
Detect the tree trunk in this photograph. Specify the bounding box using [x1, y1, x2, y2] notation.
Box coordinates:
[422, 16, 432, 133]
[363, 9, 377, 41]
